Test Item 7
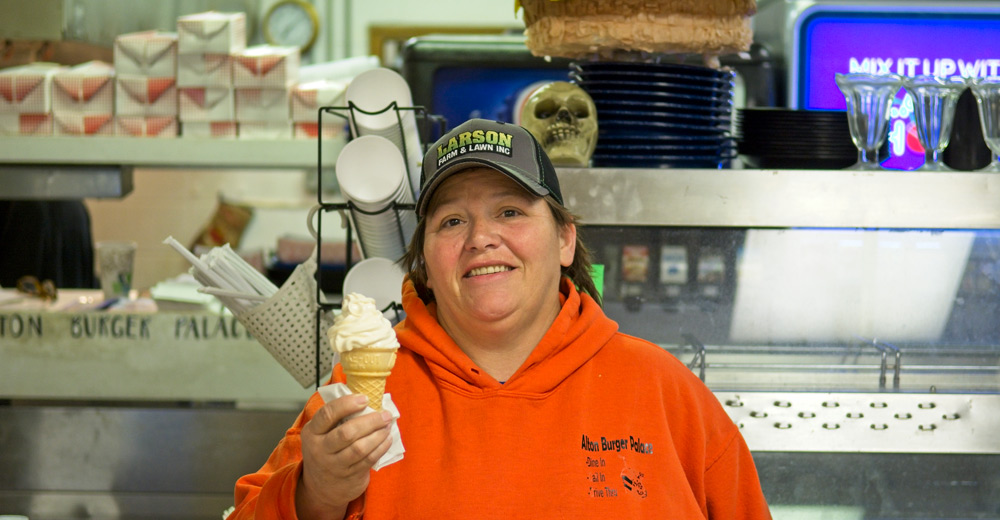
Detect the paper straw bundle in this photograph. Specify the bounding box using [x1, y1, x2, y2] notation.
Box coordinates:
[163, 236, 274, 314]
[164, 235, 335, 387]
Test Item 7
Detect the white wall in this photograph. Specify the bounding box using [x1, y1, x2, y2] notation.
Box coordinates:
[85, 168, 347, 292]
[313, 0, 524, 61]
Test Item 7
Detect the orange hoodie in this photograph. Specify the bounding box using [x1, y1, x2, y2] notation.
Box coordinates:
[230, 278, 771, 520]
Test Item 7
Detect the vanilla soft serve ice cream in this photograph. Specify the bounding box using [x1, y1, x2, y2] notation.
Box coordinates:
[330, 292, 399, 410]
[330, 292, 399, 353]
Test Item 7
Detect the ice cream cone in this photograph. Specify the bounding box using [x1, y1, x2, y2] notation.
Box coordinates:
[330, 293, 400, 411]
[340, 346, 397, 411]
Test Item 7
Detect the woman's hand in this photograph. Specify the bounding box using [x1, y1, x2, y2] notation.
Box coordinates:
[296, 393, 394, 520]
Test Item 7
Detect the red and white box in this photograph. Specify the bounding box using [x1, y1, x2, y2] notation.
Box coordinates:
[178, 87, 234, 121]
[114, 31, 178, 77]
[233, 45, 299, 89]
[0, 113, 53, 135]
[0, 64, 62, 113]
[235, 87, 290, 121]
[177, 53, 232, 86]
[291, 79, 347, 122]
[293, 121, 346, 140]
[51, 61, 115, 114]
[116, 76, 177, 117]
[53, 113, 114, 136]
[238, 121, 291, 139]
[181, 121, 237, 138]
[177, 11, 246, 55]
[116, 116, 178, 137]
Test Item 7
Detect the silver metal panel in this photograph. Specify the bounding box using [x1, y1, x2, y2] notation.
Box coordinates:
[0, 165, 133, 200]
[717, 391, 1000, 453]
[0, 136, 340, 169]
[558, 167, 1000, 229]
[666, 343, 1000, 394]
[754, 451, 1000, 518]
[0, 404, 299, 519]
[0, 405, 297, 492]
[0, 491, 231, 520]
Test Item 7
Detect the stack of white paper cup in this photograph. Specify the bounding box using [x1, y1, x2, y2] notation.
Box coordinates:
[335, 134, 417, 260]
[344, 67, 423, 199]
[342, 257, 407, 323]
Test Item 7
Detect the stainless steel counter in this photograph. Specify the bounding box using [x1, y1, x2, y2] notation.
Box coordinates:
[2, 391, 997, 519]
[0, 403, 297, 520]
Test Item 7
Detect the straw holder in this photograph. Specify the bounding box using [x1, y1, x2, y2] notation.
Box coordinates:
[234, 251, 335, 388]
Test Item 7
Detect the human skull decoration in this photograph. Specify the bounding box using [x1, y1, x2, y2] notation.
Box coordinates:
[520, 81, 598, 166]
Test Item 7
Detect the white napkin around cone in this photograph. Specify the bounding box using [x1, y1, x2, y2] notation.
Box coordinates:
[317, 382, 404, 470]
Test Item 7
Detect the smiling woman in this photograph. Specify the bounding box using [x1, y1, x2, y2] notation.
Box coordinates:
[419, 167, 575, 380]
[226, 119, 772, 520]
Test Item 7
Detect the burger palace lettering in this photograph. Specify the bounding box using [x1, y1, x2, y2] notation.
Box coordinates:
[0, 311, 253, 341]
[437, 129, 514, 167]
[580, 433, 654, 500]
[582, 433, 654, 455]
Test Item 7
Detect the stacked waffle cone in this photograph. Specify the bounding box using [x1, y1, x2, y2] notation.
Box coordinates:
[329, 293, 400, 411]
[518, 0, 756, 60]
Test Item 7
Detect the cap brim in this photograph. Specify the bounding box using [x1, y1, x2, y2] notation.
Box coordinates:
[416, 158, 552, 218]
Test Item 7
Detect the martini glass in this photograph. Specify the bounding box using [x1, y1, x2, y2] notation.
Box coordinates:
[903, 75, 967, 171]
[835, 73, 905, 170]
[968, 76, 1000, 172]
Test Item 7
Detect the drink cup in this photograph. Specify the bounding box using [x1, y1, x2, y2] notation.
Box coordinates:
[95, 241, 136, 300]
[969, 76, 1000, 172]
[835, 72, 904, 170]
[335, 135, 416, 260]
[342, 257, 407, 322]
[344, 67, 423, 198]
[903, 75, 966, 171]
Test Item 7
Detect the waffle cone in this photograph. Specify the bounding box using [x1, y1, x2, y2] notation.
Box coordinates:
[519, 0, 756, 60]
[340, 347, 397, 411]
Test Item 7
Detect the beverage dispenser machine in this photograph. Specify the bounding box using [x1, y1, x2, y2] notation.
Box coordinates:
[754, 0, 1000, 169]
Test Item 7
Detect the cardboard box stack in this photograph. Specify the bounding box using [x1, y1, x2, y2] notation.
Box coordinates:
[0, 63, 62, 135]
[0, 10, 376, 141]
[291, 79, 348, 139]
[233, 45, 299, 140]
[176, 11, 245, 138]
[52, 61, 115, 135]
[114, 31, 179, 137]
[51, 61, 116, 136]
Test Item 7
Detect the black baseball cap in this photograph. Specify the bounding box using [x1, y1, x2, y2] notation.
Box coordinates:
[416, 118, 563, 219]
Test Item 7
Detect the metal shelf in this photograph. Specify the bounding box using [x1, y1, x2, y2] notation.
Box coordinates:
[2, 138, 998, 228]
[559, 167, 1000, 229]
[0, 135, 345, 199]
[0, 135, 343, 169]
[0, 164, 134, 199]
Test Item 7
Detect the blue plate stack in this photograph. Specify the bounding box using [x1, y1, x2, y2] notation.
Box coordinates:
[570, 61, 736, 169]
